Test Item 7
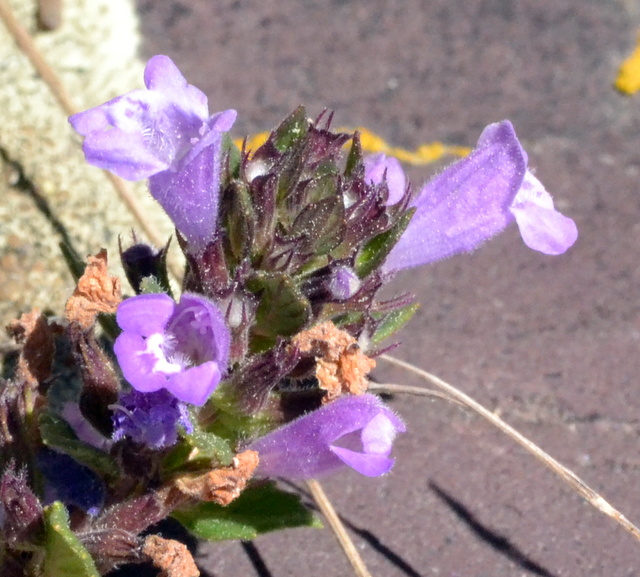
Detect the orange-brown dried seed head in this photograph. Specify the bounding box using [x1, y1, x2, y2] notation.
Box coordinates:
[65, 249, 121, 329]
[290, 321, 376, 403]
[173, 450, 259, 506]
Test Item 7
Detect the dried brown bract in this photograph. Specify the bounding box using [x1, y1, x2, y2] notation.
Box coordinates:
[173, 450, 259, 506]
[142, 535, 199, 577]
[291, 321, 376, 402]
[65, 249, 121, 329]
[6, 308, 59, 387]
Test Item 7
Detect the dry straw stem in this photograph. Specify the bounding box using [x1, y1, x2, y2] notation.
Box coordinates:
[379, 353, 640, 544]
[0, 4, 371, 576]
[0, 0, 182, 280]
[306, 479, 373, 577]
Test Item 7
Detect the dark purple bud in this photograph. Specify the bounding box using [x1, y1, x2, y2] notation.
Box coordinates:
[119, 237, 171, 294]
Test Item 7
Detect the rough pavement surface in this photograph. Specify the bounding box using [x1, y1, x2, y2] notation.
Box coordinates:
[3, 0, 640, 575]
[136, 1, 640, 575]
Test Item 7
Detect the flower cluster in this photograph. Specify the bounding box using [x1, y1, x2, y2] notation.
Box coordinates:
[0, 54, 577, 575]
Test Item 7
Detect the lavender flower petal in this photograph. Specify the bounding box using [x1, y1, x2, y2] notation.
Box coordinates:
[383, 121, 577, 272]
[116, 293, 175, 335]
[69, 55, 237, 253]
[509, 171, 578, 255]
[363, 153, 407, 205]
[114, 293, 231, 405]
[249, 394, 405, 479]
[149, 141, 221, 254]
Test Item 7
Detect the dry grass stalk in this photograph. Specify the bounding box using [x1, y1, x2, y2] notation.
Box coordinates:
[306, 479, 374, 577]
[0, 0, 182, 278]
[379, 353, 640, 543]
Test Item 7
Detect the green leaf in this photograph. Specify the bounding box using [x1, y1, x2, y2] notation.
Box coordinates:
[290, 195, 345, 256]
[222, 132, 242, 179]
[247, 273, 311, 353]
[344, 132, 363, 178]
[354, 209, 414, 278]
[42, 502, 99, 577]
[202, 383, 275, 444]
[173, 482, 321, 542]
[223, 180, 255, 262]
[163, 422, 235, 473]
[370, 302, 420, 345]
[38, 410, 117, 481]
[272, 106, 308, 153]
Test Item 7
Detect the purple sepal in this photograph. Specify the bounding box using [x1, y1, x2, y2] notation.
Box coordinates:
[363, 153, 407, 205]
[248, 394, 405, 479]
[114, 292, 231, 405]
[112, 389, 193, 449]
[383, 121, 577, 272]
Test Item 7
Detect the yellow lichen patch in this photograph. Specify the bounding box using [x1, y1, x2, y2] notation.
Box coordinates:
[235, 126, 469, 165]
[234, 131, 271, 152]
[354, 127, 470, 165]
[615, 34, 640, 95]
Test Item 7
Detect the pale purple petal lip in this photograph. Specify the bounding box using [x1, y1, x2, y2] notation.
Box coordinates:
[382, 120, 578, 273]
[329, 447, 395, 477]
[248, 394, 405, 479]
[114, 293, 231, 406]
[509, 171, 578, 255]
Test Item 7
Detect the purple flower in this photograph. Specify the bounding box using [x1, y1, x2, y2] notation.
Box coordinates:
[363, 153, 407, 205]
[113, 292, 231, 406]
[248, 394, 405, 479]
[111, 389, 193, 448]
[383, 121, 578, 272]
[69, 55, 237, 253]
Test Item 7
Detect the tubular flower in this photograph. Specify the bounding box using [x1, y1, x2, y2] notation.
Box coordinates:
[69, 55, 237, 253]
[113, 293, 231, 406]
[248, 394, 405, 479]
[383, 120, 578, 272]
